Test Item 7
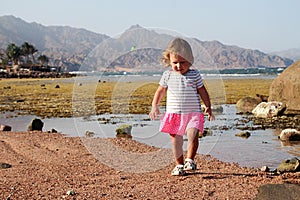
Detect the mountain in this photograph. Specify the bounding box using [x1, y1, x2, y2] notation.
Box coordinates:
[0, 15, 109, 71]
[85, 26, 293, 72]
[271, 48, 300, 62]
[0, 15, 294, 72]
[197, 40, 293, 69]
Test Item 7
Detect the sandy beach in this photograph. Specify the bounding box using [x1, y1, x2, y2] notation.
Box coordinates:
[1, 77, 300, 199]
[1, 131, 299, 199]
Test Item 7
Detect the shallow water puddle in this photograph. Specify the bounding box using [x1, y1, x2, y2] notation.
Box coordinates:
[1, 105, 299, 170]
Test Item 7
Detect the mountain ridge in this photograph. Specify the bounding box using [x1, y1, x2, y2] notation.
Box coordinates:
[0, 15, 294, 72]
[271, 48, 300, 61]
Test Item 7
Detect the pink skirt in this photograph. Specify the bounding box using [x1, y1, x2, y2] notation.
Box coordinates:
[159, 112, 204, 136]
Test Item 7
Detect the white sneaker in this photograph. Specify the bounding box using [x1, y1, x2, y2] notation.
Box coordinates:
[184, 158, 197, 171]
[171, 165, 186, 176]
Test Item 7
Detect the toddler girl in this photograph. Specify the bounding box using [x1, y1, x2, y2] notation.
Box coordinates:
[149, 37, 214, 176]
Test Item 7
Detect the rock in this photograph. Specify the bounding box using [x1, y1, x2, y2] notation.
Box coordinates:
[276, 157, 300, 173]
[15, 99, 24, 103]
[261, 165, 270, 172]
[235, 131, 251, 138]
[0, 124, 12, 131]
[47, 128, 58, 133]
[202, 105, 223, 114]
[256, 94, 269, 102]
[116, 124, 132, 138]
[211, 105, 223, 113]
[199, 128, 213, 138]
[0, 162, 12, 169]
[252, 101, 285, 118]
[27, 118, 44, 131]
[236, 96, 262, 113]
[279, 128, 300, 141]
[66, 190, 75, 196]
[255, 183, 300, 200]
[269, 60, 300, 115]
[85, 131, 95, 137]
[253, 115, 300, 130]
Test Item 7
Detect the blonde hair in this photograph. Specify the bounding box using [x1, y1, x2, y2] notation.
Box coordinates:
[161, 37, 194, 67]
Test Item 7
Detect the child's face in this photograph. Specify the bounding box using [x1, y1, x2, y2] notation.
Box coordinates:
[170, 53, 191, 74]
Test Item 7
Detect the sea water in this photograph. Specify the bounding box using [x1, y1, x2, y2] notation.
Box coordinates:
[1, 104, 299, 170]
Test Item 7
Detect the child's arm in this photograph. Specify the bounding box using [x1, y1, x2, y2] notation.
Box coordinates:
[198, 86, 215, 121]
[149, 86, 166, 120]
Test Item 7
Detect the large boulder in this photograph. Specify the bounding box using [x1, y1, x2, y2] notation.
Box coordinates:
[236, 96, 262, 113]
[252, 101, 285, 118]
[255, 184, 300, 200]
[269, 60, 300, 115]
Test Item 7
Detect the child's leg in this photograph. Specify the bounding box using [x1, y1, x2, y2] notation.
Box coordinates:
[186, 128, 199, 160]
[170, 134, 184, 165]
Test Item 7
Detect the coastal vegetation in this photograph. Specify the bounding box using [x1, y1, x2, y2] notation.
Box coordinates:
[0, 77, 272, 118]
[0, 42, 64, 78]
[1, 42, 46, 67]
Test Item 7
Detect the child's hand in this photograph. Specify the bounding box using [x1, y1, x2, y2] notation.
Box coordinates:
[149, 105, 160, 120]
[205, 107, 215, 121]
[207, 113, 215, 121]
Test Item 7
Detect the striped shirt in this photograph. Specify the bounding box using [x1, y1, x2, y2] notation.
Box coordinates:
[159, 69, 204, 114]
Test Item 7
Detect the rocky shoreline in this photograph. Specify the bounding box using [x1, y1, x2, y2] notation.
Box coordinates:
[226, 113, 300, 132]
[0, 71, 74, 79]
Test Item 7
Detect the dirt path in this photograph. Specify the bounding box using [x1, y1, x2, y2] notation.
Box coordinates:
[0, 131, 298, 199]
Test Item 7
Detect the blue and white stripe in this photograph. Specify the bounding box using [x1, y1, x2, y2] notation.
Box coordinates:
[159, 69, 204, 114]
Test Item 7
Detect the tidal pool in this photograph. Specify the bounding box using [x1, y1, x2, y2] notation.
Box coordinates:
[1, 105, 299, 170]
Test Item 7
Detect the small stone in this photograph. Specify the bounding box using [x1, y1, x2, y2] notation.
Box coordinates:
[85, 131, 95, 137]
[116, 124, 132, 138]
[235, 131, 251, 138]
[200, 128, 213, 138]
[0, 124, 12, 131]
[66, 190, 75, 196]
[261, 165, 270, 172]
[0, 162, 12, 169]
[28, 118, 44, 131]
[48, 128, 58, 133]
[276, 157, 300, 173]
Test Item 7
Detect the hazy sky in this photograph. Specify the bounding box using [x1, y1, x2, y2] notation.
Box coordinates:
[1, 0, 299, 52]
